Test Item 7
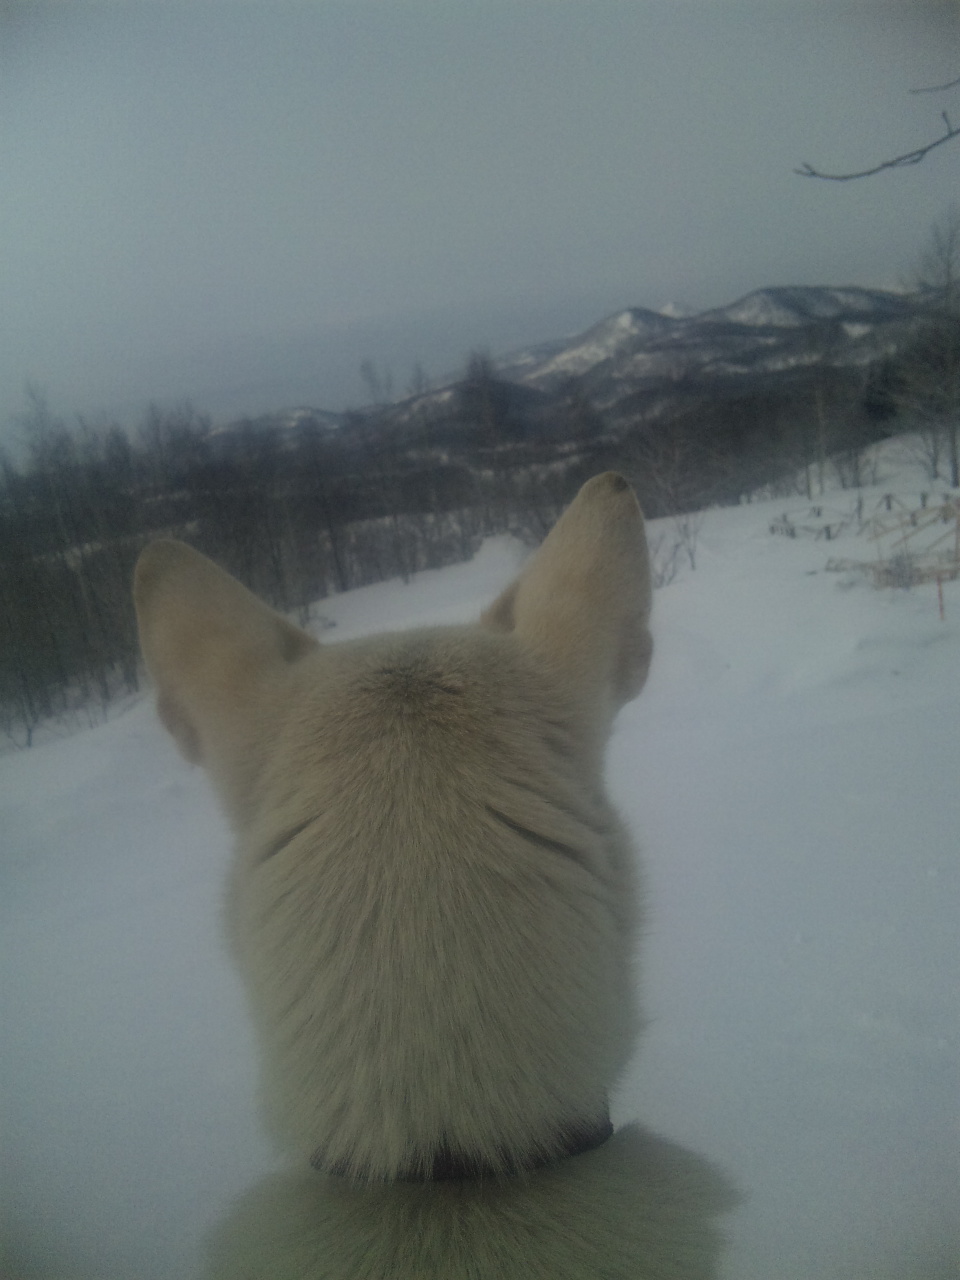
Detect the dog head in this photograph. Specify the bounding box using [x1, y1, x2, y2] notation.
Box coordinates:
[134, 472, 652, 828]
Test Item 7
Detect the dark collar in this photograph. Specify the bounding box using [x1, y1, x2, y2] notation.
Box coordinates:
[312, 1113, 615, 1182]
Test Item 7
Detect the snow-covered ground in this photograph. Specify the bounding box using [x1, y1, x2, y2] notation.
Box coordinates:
[3, 438, 958, 1280]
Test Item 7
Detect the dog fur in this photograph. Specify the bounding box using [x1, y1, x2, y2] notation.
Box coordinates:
[135, 473, 734, 1278]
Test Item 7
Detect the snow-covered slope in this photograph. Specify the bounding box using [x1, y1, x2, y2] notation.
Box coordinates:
[700, 285, 914, 329]
[499, 307, 679, 384]
[2, 438, 957, 1280]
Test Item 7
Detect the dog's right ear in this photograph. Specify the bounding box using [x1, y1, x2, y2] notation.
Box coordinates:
[134, 540, 317, 768]
[481, 473, 652, 727]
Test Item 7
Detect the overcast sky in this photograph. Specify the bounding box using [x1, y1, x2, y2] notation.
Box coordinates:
[2, 1, 959, 439]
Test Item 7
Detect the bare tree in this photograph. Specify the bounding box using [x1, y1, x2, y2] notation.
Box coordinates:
[799, 320, 849, 495]
[618, 419, 712, 570]
[458, 350, 511, 446]
[797, 75, 960, 180]
[893, 206, 960, 487]
[406, 362, 429, 397]
[360, 359, 393, 405]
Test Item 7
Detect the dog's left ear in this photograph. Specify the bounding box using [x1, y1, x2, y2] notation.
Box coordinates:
[481, 473, 652, 722]
[134, 540, 317, 770]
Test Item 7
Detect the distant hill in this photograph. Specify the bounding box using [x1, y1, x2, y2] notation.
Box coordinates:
[227, 284, 920, 447]
[496, 285, 918, 420]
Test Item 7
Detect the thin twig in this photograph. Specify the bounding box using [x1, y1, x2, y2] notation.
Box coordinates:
[796, 112, 960, 180]
[911, 74, 960, 95]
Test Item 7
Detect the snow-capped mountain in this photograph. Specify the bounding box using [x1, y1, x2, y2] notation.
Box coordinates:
[213, 284, 923, 458]
[497, 286, 919, 412]
[699, 284, 913, 328]
[498, 307, 679, 386]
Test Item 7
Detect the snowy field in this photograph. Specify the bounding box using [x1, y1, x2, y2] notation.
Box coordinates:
[2, 439, 958, 1280]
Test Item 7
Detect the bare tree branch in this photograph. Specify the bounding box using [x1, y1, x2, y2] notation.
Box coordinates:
[911, 74, 960, 95]
[796, 112, 960, 180]
[798, 71, 960, 180]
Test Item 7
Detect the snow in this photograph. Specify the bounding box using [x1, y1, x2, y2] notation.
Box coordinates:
[708, 294, 807, 328]
[842, 322, 872, 342]
[702, 286, 912, 332]
[515, 308, 676, 384]
[2, 438, 958, 1280]
[657, 302, 692, 319]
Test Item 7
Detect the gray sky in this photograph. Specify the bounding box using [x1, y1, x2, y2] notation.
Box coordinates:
[2, 1, 959, 439]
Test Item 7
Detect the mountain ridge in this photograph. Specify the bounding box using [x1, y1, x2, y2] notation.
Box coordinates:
[232, 284, 919, 439]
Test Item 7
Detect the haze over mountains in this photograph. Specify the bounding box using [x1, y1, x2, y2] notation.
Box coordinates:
[240, 284, 919, 442]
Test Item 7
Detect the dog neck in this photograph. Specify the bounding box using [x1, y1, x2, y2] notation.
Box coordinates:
[312, 1113, 615, 1182]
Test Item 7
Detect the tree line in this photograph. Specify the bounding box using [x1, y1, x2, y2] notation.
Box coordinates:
[0, 389, 606, 746]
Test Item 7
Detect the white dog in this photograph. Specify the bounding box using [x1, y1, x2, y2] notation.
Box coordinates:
[135, 473, 733, 1278]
